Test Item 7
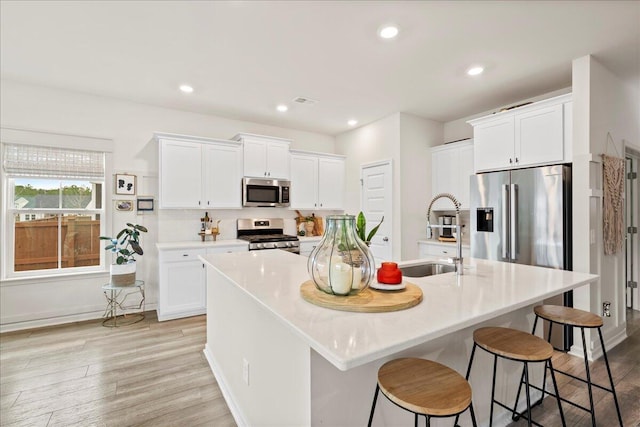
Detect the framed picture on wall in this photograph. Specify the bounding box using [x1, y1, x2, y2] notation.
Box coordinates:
[115, 200, 133, 211]
[115, 174, 136, 195]
[137, 197, 154, 212]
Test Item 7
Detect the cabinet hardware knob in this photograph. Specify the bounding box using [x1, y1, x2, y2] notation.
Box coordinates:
[383, 237, 389, 242]
[509, 158, 513, 164]
[515, 157, 519, 163]
[183, 254, 189, 257]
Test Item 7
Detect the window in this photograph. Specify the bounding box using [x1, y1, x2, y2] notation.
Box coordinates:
[2, 133, 110, 278]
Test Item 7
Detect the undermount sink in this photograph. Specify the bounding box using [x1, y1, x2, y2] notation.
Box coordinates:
[399, 262, 456, 278]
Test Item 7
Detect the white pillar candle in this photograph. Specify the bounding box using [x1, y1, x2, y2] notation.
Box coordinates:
[329, 262, 352, 294]
[351, 266, 362, 290]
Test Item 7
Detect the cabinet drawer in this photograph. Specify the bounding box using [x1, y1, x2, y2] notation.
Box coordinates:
[159, 248, 206, 263]
[206, 245, 248, 255]
[419, 242, 470, 258]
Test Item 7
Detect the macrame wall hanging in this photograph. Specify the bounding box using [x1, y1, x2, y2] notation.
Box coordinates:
[602, 133, 625, 255]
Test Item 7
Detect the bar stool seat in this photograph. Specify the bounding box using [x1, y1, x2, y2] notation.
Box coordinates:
[530, 305, 623, 427]
[474, 327, 554, 362]
[534, 305, 602, 327]
[456, 327, 565, 427]
[368, 358, 477, 426]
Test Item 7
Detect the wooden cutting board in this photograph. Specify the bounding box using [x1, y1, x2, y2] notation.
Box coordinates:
[300, 280, 422, 313]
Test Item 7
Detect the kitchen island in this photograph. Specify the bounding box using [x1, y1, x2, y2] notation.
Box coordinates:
[201, 250, 597, 427]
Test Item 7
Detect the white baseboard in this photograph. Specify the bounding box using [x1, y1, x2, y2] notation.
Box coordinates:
[0, 303, 157, 333]
[203, 344, 247, 427]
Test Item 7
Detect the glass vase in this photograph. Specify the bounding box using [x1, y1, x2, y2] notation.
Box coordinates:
[307, 215, 375, 296]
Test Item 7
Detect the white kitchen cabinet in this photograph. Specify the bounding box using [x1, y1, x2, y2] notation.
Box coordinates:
[158, 248, 206, 321]
[430, 140, 474, 210]
[158, 243, 248, 321]
[469, 93, 571, 173]
[157, 133, 243, 209]
[159, 139, 203, 208]
[233, 133, 291, 179]
[418, 241, 470, 259]
[290, 151, 346, 210]
[299, 237, 322, 257]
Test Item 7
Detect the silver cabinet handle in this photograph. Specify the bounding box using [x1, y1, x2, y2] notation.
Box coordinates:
[510, 183, 518, 261]
[502, 184, 509, 260]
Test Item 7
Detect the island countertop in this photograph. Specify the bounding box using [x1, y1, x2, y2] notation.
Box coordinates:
[201, 250, 597, 371]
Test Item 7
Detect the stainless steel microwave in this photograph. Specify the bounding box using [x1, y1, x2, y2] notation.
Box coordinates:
[242, 177, 290, 207]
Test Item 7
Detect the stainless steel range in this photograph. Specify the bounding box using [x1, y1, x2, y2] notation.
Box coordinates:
[237, 218, 300, 254]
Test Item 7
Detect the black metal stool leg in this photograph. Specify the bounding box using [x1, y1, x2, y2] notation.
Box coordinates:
[489, 354, 498, 426]
[367, 384, 379, 427]
[598, 327, 623, 426]
[454, 343, 478, 427]
[414, 412, 418, 427]
[523, 362, 532, 427]
[548, 358, 566, 427]
[468, 402, 479, 427]
[580, 327, 597, 427]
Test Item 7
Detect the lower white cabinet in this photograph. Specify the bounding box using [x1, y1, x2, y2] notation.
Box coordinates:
[158, 244, 247, 321]
[299, 238, 322, 257]
[418, 241, 470, 259]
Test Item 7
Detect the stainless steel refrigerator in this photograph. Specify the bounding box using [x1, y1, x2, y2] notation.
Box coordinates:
[470, 164, 572, 349]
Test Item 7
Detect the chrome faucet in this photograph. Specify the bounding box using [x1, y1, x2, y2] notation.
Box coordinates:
[426, 193, 464, 275]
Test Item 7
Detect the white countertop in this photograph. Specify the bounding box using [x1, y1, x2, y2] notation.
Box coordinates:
[201, 250, 597, 371]
[156, 239, 248, 250]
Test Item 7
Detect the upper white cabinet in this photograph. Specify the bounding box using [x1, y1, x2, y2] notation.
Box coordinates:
[430, 140, 474, 210]
[233, 133, 291, 179]
[468, 93, 572, 173]
[290, 150, 346, 210]
[157, 132, 243, 209]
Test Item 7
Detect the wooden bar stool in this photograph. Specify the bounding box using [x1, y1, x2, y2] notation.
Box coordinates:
[521, 305, 623, 426]
[455, 327, 566, 427]
[367, 358, 477, 427]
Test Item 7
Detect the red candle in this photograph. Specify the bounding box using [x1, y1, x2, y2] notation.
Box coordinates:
[377, 262, 402, 284]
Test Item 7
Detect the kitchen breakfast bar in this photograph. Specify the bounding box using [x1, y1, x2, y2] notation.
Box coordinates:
[200, 250, 597, 427]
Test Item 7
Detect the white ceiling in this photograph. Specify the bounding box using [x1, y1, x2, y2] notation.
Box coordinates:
[1, 1, 639, 136]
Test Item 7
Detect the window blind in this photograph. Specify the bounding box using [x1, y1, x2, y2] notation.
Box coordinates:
[3, 144, 105, 179]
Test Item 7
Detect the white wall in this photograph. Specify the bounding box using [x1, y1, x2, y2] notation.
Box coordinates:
[335, 112, 442, 261]
[571, 55, 638, 354]
[0, 79, 335, 331]
[399, 114, 443, 259]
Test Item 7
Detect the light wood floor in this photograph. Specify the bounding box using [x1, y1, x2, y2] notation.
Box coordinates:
[1, 310, 638, 426]
[0, 312, 235, 427]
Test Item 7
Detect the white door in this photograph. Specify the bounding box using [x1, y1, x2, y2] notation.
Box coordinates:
[361, 161, 392, 264]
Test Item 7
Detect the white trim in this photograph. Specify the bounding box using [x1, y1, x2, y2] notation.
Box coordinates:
[203, 344, 247, 427]
[360, 158, 393, 169]
[1, 127, 113, 152]
[0, 302, 157, 333]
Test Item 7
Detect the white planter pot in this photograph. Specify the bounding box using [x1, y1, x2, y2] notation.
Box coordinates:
[110, 262, 136, 286]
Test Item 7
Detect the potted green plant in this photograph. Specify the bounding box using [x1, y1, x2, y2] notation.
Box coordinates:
[100, 223, 148, 286]
[356, 212, 384, 246]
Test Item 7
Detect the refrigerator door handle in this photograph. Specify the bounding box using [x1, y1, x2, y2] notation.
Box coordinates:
[502, 184, 509, 260]
[510, 183, 518, 261]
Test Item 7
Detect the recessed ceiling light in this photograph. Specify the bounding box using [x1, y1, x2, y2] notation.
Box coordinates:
[378, 25, 399, 39]
[467, 66, 484, 76]
[179, 84, 194, 93]
[347, 119, 358, 126]
[276, 104, 288, 112]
